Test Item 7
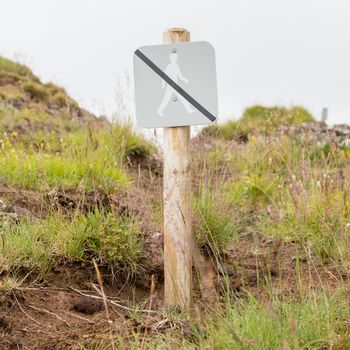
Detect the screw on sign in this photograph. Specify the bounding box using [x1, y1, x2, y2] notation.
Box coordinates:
[133, 28, 218, 310]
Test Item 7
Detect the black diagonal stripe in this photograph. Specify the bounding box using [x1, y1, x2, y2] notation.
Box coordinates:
[135, 49, 216, 122]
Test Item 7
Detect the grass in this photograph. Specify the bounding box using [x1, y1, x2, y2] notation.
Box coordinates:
[22, 81, 50, 101]
[0, 218, 53, 275]
[260, 181, 350, 266]
[0, 209, 144, 278]
[1, 121, 350, 348]
[193, 189, 240, 253]
[0, 55, 81, 115]
[2, 55, 350, 349]
[80, 287, 350, 349]
[0, 56, 33, 77]
[0, 124, 154, 192]
[0, 148, 129, 191]
[0, 275, 21, 293]
[0, 55, 155, 193]
[193, 124, 350, 268]
[190, 290, 350, 349]
[203, 105, 315, 140]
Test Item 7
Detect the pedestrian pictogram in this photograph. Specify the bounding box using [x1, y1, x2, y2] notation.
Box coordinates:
[133, 41, 218, 128]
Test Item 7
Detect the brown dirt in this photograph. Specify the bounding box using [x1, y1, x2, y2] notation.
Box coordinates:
[222, 234, 347, 300]
[0, 265, 162, 350]
[0, 119, 347, 348]
[0, 186, 118, 220]
[1, 233, 345, 350]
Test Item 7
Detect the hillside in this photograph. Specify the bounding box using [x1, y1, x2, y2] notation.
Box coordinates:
[1, 57, 350, 349]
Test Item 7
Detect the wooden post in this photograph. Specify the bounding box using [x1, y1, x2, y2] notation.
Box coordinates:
[163, 28, 192, 310]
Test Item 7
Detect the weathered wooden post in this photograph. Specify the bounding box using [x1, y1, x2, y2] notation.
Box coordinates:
[133, 28, 218, 311]
[163, 28, 192, 310]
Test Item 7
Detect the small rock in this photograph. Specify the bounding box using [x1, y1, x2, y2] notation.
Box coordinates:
[72, 297, 102, 315]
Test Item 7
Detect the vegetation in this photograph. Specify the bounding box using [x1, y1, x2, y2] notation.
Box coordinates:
[1, 56, 350, 349]
[0, 124, 154, 191]
[203, 105, 315, 140]
[104, 289, 350, 349]
[190, 135, 350, 269]
[193, 189, 240, 253]
[0, 56, 33, 77]
[1, 210, 143, 278]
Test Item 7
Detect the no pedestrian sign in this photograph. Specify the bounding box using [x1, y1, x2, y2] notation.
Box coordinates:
[133, 41, 218, 128]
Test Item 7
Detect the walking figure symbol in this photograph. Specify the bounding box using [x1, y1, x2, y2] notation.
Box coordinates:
[157, 52, 196, 117]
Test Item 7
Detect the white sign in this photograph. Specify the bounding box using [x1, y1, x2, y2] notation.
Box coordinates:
[133, 41, 218, 128]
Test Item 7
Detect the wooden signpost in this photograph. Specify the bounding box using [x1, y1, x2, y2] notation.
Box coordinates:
[163, 28, 192, 310]
[133, 28, 218, 310]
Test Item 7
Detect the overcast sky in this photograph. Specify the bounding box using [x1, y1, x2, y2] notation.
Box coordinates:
[1, 0, 349, 125]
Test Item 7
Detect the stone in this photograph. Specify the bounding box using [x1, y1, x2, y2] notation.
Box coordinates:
[72, 297, 103, 315]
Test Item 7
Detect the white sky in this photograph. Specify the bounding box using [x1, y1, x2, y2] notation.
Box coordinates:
[1, 0, 349, 125]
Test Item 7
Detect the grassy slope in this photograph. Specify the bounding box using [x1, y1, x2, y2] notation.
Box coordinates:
[0, 56, 155, 279]
[1, 58, 350, 349]
[203, 105, 315, 140]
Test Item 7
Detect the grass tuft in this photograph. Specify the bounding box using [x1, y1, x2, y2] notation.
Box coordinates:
[0, 210, 144, 277]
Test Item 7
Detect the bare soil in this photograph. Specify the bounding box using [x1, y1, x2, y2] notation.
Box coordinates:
[1, 233, 345, 350]
[0, 147, 347, 349]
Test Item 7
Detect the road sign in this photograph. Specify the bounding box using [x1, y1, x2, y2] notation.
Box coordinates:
[133, 41, 218, 128]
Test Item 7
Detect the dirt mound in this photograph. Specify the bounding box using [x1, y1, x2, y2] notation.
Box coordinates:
[0, 56, 107, 136]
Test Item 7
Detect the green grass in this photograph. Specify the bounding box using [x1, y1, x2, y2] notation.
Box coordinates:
[81, 288, 350, 349]
[260, 183, 350, 266]
[0, 210, 144, 277]
[192, 130, 350, 267]
[193, 290, 350, 349]
[203, 105, 315, 140]
[193, 189, 240, 253]
[0, 218, 54, 275]
[0, 148, 129, 191]
[0, 56, 33, 76]
[0, 124, 154, 192]
[0, 56, 349, 350]
[241, 105, 314, 127]
[0, 275, 21, 294]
